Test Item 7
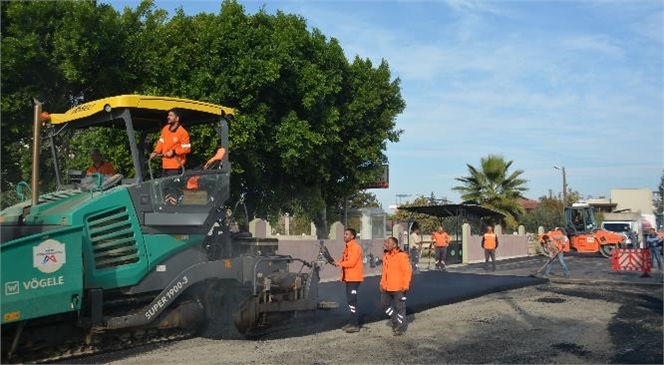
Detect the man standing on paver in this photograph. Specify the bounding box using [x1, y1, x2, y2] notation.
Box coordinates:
[481, 226, 499, 271]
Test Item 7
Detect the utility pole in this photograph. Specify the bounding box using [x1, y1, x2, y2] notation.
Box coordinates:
[554, 165, 567, 208]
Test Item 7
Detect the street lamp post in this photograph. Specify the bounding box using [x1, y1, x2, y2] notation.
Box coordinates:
[553, 165, 567, 207]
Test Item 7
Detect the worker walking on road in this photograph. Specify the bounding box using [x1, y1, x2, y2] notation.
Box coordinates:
[482, 226, 499, 271]
[646, 228, 663, 271]
[431, 226, 451, 271]
[335, 228, 364, 333]
[543, 230, 570, 277]
[380, 236, 412, 336]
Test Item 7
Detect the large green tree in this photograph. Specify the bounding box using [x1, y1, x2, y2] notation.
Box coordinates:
[1, 0, 405, 238]
[452, 154, 528, 229]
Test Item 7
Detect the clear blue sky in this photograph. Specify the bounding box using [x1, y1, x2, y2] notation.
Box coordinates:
[111, 0, 663, 209]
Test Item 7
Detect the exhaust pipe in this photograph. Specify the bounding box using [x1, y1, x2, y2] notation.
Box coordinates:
[31, 98, 42, 206]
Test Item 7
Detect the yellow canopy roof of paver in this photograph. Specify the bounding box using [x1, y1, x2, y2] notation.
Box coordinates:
[48, 95, 235, 128]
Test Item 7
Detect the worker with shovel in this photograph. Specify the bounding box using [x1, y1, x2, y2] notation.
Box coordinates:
[538, 229, 570, 278]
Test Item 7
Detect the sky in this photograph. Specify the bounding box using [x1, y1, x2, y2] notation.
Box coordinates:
[111, 0, 663, 210]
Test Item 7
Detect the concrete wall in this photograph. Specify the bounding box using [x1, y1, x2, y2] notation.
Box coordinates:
[462, 223, 530, 264]
[248, 219, 531, 280]
[250, 220, 385, 281]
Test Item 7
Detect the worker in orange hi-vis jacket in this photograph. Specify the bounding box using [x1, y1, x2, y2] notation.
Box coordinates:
[380, 236, 412, 336]
[150, 108, 191, 177]
[431, 226, 451, 271]
[85, 148, 116, 176]
[334, 228, 364, 333]
[481, 226, 499, 271]
[542, 229, 570, 277]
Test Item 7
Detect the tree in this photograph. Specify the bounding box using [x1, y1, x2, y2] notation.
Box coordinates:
[519, 196, 564, 233]
[1, 0, 135, 205]
[452, 154, 528, 229]
[393, 196, 440, 234]
[655, 170, 664, 229]
[519, 189, 583, 232]
[1, 0, 406, 236]
[347, 191, 381, 209]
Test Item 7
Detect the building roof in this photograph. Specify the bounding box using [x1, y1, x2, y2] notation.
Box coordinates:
[518, 198, 539, 211]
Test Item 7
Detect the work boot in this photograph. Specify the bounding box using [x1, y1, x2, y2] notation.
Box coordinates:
[344, 325, 360, 333]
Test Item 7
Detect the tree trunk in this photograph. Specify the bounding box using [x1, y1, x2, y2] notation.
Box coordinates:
[314, 207, 328, 239]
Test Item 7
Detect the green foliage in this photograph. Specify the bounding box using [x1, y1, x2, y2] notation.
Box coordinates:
[0, 0, 405, 229]
[347, 191, 381, 209]
[393, 196, 440, 234]
[519, 196, 564, 232]
[452, 154, 528, 229]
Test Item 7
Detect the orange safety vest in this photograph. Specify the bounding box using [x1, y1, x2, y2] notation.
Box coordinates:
[338, 239, 364, 282]
[432, 231, 451, 247]
[86, 162, 116, 176]
[153, 124, 191, 170]
[380, 249, 412, 292]
[550, 232, 569, 252]
[483, 233, 497, 250]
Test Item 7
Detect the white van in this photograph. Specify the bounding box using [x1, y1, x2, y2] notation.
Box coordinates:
[601, 220, 642, 248]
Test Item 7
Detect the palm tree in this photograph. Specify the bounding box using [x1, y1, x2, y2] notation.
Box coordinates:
[452, 154, 528, 228]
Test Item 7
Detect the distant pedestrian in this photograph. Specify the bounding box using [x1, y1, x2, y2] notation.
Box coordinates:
[481, 226, 499, 271]
[626, 229, 639, 249]
[409, 224, 423, 272]
[645, 228, 662, 271]
[380, 236, 412, 336]
[543, 230, 570, 277]
[431, 226, 451, 271]
[335, 228, 364, 333]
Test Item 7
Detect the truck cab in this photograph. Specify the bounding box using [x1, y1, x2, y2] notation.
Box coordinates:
[600, 212, 644, 249]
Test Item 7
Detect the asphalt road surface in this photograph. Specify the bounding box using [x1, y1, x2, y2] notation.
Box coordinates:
[65, 253, 663, 364]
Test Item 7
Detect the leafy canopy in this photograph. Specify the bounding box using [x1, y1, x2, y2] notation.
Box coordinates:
[0, 0, 405, 232]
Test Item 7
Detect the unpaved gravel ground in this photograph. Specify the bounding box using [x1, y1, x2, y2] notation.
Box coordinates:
[81, 282, 662, 364]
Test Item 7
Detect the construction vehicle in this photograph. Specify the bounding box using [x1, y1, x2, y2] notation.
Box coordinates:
[539, 203, 625, 258]
[0, 95, 336, 363]
[600, 212, 644, 248]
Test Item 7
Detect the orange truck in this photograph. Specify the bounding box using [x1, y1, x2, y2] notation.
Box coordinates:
[539, 203, 625, 258]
